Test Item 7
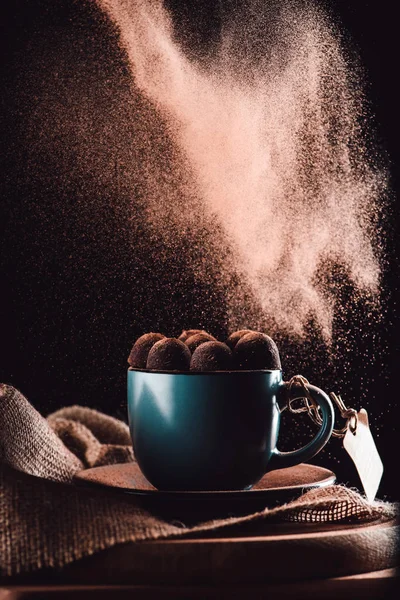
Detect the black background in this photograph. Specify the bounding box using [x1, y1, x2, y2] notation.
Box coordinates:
[1, 1, 399, 501]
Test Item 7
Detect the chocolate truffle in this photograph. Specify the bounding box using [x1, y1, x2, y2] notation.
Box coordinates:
[128, 332, 165, 369]
[233, 332, 281, 370]
[190, 341, 233, 372]
[226, 329, 254, 350]
[146, 338, 191, 371]
[185, 332, 216, 353]
[179, 329, 209, 342]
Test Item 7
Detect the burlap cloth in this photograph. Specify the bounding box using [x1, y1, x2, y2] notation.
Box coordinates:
[0, 383, 397, 578]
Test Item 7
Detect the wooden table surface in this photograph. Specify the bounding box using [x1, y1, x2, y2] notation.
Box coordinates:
[0, 568, 398, 599]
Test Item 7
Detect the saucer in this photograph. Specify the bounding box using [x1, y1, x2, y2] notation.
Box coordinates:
[74, 462, 336, 521]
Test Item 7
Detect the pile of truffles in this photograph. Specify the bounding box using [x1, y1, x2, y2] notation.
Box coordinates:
[128, 329, 281, 372]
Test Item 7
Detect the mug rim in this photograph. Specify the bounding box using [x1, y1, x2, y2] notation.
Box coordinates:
[128, 367, 282, 376]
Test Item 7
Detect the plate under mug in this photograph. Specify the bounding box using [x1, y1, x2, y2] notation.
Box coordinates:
[74, 462, 336, 523]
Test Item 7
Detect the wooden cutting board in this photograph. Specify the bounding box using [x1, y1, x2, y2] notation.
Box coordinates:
[30, 516, 398, 586]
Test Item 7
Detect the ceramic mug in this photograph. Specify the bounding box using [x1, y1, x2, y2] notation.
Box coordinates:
[127, 368, 334, 491]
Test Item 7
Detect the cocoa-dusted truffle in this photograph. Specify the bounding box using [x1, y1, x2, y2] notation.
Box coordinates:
[146, 338, 191, 371]
[226, 329, 254, 350]
[233, 332, 281, 370]
[128, 332, 165, 369]
[185, 332, 216, 353]
[190, 341, 233, 372]
[179, 329, 209, 342]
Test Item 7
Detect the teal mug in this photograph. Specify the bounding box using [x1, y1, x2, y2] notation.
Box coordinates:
[127, 368, 334, 491]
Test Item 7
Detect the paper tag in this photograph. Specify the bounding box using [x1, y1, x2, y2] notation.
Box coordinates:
[343, 408, 383, 502]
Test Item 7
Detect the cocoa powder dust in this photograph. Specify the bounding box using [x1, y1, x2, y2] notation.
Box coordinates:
[98, 0, 387, 345]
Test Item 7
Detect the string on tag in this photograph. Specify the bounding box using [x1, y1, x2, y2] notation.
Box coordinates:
[284, 374, 358, 438]
[283, 375, 384, 501]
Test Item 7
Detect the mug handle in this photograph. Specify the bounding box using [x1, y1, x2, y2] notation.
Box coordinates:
[268, 381, 335, 470]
